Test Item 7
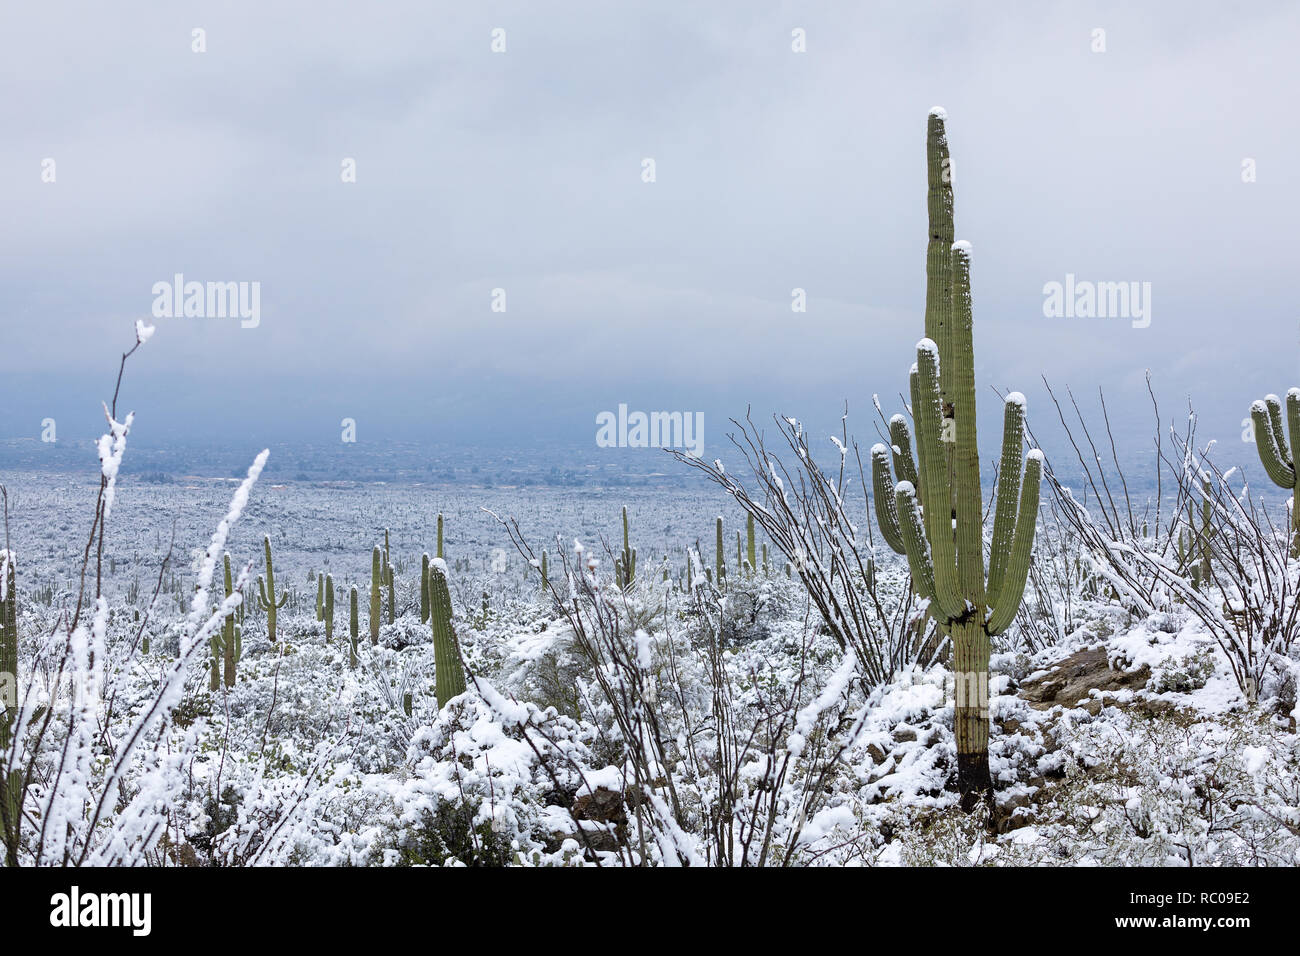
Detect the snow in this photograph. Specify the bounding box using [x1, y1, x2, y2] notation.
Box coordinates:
[1006, 391, 1026, 407]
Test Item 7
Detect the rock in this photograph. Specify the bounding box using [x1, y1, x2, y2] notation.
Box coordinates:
[571, 786, 627, 828]
[892, 726, 918, 743]
[1018, 648, 1149, 712]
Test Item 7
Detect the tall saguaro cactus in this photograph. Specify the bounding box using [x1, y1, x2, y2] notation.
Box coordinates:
[369, 546, 382, 645]
[620, 506, 636, 588]
[746, 514, 757, 577]
[715, 516, 727, 591]
[871, 108, 1042, 805]
[220, 553, 242, 689]
[427, 560, 466, 706]
[256, 536, 288, 644]
[1, 551, 18, 704]
[324, 574, 335, 641]
[349, 585, 359, 669]
[0, 550, 19, 867]
[1250, 390, 1300, 555]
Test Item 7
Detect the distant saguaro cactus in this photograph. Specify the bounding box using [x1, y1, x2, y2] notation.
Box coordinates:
[715, 516, 726, 591]
[349, 585, 359, 668]
[746, 514, 756, 576]
[324, 574, 335, 641]
[369, 546, 382, 644]
[255, 536, 288, 644]
[427, 560, 466, 706]
[1249, 389, 1300, 555]
[221, 553, 242, 689]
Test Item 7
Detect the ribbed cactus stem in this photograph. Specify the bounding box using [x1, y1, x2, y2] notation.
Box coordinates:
[746, 514, 756, 577]
[436, 513, 444, 560]
[315, 573, 324, 622]
[221, 553, 240, 689]
[369, 547, 382, 644]
[540, 549, 548, 593]
[386, 561, 395, 625]
[255, 536, 288, 644]
[349, 586, 359, 668]
[1, 551, 18, 700]
[1249, 390, 1300, 554]
[715, 516, 726, 591]
[428, 560, 466, 706]
[324, 574, 335, 641]
[420, 553, 431, 622]
[620, 506, 635, 587]
[884, 108, 1041, 805]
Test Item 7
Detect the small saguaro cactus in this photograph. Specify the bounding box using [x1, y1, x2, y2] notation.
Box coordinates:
[746, 514, 757, 577]
[369, 546, 382, 644]
[386, 561, 395, 625]
[0, 551, 17, 697]
[427, 560, 466, 706]
[349, 585, 359, 668]
[316, 573, 325, 622]
[437, 512, 445, 560]
[736, 530, 744, 577]
[324, 574, 335, 641]
[620, 506, 636, 588]
[715, 516, 727, 591]
[1249, 389, 1300, 555]
[256, 536, 289, 644]
[221, 553, 242, 689]
[420, 553, 431, 623]
[540, 549, 549, 593]
[870, 108, 1042, 805]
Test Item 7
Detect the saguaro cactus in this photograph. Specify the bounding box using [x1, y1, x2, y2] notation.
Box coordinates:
[221, 553, 242, 689]
[324, 574, 335, 641]
[256, 536, 288, 644]
[420, 553, 431, 622]
[349, 585, 359, 668]
[316, 573, 325, 622]
[437, 512, 445, 560]
[715, 516, 727, 591]
[620, 506, 636, 588]
[540, 549, 549, 593]
[746, 514, 757, 576]
[1249, 390, 1300, 555]
[427, 560, 466, 706]
[369, 546, 382, 645]
[0, 550, 19, 866]
[871, 108, 1041, 805]
[1, 551, 17, 700]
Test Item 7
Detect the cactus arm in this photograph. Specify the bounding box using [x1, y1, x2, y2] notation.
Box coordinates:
[986, 450, 1042, 636]
[986, 394, 1027, 604]
[428, 561, 466, 706]
[256, 574, 270, 609]
[275, 590, 288, 609]
[894, 482, 941, 611]
[871, 444, 907, 554]
[1251, 399, 1296, 488]
[949, 242, 986, 607]
[912, 338, 961, 615]
[888, 414, 920, 491]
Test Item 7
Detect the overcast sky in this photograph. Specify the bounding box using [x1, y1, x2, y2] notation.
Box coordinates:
[2, 1, 1297, 473]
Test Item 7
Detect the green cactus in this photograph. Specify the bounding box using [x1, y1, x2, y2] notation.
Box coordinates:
[349, 585, 359, 669]
[437, 513, 444, 560]
[0, 550, 18, 867]
[736, 530, 744, 577]
[1249, 390, 1300, 555]
[324, 574, 335, 641]
[369, 546, 382, 645]
[762, 542, 768, 576]
[620, 506, 636, 588]
[540, 549, 549, 593]
[0, 551, 16, 702]
[221, 553, 242, 689]
[255, 536, 289, 644]
[427, 561, 466, 706]
[315, 572, 324, 622]
[386, 561, 395, 625]
[872, 108, 1041, 804]
[746, 514, 757, 577]
[420, 553, 431, 623]
[715, 516, 726, 591]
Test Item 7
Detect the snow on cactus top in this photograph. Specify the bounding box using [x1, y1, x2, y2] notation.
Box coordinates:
[951, 239, 972, 257]
[929, 105, 947, 120]
[1005, 391, 1026, 407]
